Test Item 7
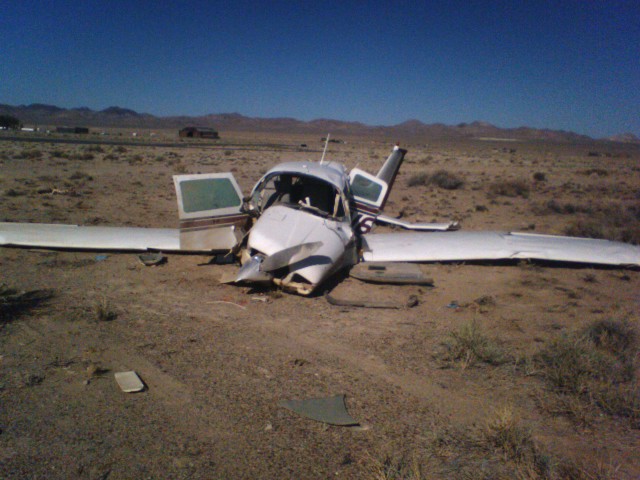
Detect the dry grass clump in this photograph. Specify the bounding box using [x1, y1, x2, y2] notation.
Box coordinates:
[539, 200, 592, 215]
[534, 199, 640, 244]
[440, 320, 507, 368]
[14, 149, 43, 160]
[50, 150, 69, 158]
[563, 203, 640, 244]
[482, 406, 549, 473]
[430, 170, 464, 190]
[427, 413, 550, 478]
[407, 170, 464, 190]
[69, 171, 93, 181]
[406, 172, 429, 187]
[580, 168, 608, 177]
[94, 297, 117, 322]
[84, 144, 105, 153]
[535, 319, 639, 425]
[4, 188, 25, 197]
[364, 452, 426, 480]
[489, 179, 530, 198]
[68, 152, 95, 161]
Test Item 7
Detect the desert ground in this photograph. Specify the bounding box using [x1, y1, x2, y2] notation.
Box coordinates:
[1, 130, 639, 479]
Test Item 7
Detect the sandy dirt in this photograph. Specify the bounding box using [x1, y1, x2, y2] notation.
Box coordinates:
[1, 131, 639, 479]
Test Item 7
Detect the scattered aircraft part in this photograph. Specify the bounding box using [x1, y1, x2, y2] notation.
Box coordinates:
[350, 262, 434, 285]
[219, 268, 240, 284]
[375, 214, 459, 231]
[235, 255, 273, 284]
[114, 371, 145, 393]
[206, 300, 246, 310]
[362, 231, 640, 266]
[138, 252, 166, 266]
[278, 394, 359, 426]
[0, 222, 182, 252]
[261, 241, 323, 271]
[326, 292, 419, 309]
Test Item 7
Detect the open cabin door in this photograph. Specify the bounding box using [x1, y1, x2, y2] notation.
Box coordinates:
[173, 173, 249, 251]
[349, 168, 388, 232]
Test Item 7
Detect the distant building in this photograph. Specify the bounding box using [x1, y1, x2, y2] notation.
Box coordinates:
[179, 126, 219, 139]
[56, 126, 89, 134]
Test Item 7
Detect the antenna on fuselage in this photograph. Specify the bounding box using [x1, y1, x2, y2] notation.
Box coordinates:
[320, 134, 330, 164]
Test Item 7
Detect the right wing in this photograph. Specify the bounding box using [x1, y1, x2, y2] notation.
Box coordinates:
[362, 231, 640, 267]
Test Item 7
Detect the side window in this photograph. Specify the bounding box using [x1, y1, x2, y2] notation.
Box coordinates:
[180, 177, 241, 212]
[351, 173, 383, 203]
[174, 173, 244, 220]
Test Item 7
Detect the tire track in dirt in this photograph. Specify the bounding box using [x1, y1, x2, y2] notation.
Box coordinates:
[248, 313, 492, 423]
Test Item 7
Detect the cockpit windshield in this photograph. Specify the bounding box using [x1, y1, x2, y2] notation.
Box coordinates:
[251, 173, 347, 219]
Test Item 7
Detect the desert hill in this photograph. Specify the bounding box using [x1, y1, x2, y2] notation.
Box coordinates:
[1, 102, 637, 143]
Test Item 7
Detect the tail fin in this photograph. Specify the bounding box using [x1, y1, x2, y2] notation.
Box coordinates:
[376, 145, 407, 210]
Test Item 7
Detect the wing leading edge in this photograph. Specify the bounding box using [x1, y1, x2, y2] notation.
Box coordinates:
[362, 231, 640, 267]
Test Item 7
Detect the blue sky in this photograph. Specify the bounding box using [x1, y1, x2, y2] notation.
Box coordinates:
[2, 1, 638, 137]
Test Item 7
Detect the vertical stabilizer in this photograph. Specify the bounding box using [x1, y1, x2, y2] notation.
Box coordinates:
[375, 145, 407, 209]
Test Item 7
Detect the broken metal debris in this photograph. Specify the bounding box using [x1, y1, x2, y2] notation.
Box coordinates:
[114, 371, 145, 392]
[206, 300, 247, 310]
[326, 292, 418, 309]
[138, 252, 166, 266]
[350, 262, 434, 286]
[278, 394, 359, 426]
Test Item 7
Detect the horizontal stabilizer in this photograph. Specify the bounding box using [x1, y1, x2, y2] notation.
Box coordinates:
[362, 231, 640, 267]
[0, 222, 184, 252]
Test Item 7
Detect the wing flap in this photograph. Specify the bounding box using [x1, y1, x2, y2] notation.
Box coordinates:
[362, 231, 640, 266]
[0, 222, 184, 252]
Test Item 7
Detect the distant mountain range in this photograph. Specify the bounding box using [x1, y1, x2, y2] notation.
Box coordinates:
[1, 103, 638, 143]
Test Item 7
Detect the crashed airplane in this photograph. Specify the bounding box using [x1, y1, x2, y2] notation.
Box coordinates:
[1, 146, 639, 295]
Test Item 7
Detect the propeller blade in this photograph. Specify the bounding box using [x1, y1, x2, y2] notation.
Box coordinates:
[234, 255, 273, 283]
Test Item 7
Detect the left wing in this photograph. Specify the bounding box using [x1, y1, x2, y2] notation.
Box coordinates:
[362, 231, 640, 266]
[0, 222, 183, 252]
